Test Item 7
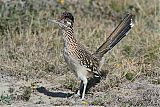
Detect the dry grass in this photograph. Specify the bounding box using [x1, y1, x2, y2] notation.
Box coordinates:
[0, 0, 160, 106]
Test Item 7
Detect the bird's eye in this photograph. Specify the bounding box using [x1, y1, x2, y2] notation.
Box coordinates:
[64, 20, 67, 23]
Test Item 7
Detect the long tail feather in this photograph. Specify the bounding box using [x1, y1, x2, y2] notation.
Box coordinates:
[94, 13, 134, 58]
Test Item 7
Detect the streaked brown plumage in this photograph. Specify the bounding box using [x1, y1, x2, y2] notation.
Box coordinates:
[49, 12, 134, 99]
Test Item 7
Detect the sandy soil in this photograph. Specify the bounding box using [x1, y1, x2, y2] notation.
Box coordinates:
[0, 69, 160, 107]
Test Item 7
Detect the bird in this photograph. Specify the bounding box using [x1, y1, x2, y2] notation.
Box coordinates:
[49, 11, 134, 99]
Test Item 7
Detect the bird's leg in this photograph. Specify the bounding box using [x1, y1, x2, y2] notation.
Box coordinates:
[77, 80, 83, 96]
[81, 78, 87, 100]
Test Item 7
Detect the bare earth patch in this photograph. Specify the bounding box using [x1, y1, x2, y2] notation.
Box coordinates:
[0, 69, 159, 106]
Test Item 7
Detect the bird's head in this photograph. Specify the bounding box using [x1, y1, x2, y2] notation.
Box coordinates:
[49, 11, 74, 29]
[58, 11, 74, 27]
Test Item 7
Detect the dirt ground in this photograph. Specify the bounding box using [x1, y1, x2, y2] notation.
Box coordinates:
[0, 68, 159, 107]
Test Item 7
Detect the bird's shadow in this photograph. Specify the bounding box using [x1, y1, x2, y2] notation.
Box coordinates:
[36, 87, 73, 98]
[36, 70, 108, 98]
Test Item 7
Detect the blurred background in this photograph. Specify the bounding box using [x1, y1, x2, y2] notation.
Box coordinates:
[0, 0, 159, 106]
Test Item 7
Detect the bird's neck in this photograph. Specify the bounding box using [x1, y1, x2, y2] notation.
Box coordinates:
[62, 27, 78, 47]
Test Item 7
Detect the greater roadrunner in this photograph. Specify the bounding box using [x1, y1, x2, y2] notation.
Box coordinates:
[49, 12, 134, 99]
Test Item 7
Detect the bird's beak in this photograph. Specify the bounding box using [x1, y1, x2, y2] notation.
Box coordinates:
[48, 19, 67, 28]
[48, 19, 60, 25]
